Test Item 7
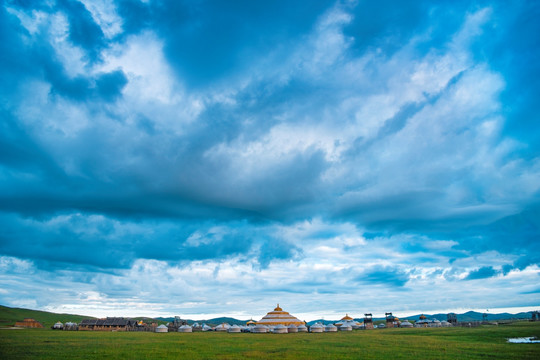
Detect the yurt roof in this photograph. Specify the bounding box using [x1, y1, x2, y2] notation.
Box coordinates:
[157, 324, 167, 329]
[257, 304, 304, 326]
[341, 314, 354, 321]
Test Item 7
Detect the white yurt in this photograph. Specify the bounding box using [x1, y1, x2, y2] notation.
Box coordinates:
[202, 323, 213, 331]
[287, 324, 298, 333]
[252, 324, 268, 333]
[310, 323, 324, 333]
[297, 324, 308, 332]
[335, 314, 355, 326]
[400, 321, 413, 328]
[214, 323, 230, 332]
[440, 321, 452, 327]
[339, 323, 352, 331]
[325, 324, 338, 332]
[155, 324, 168, 333]
[228, 324, 241, 333]
[378, 323, 386, 329]
[53, 321, 63, 330]
[273, 324, 288, 334]
[178, 324, 193, 333]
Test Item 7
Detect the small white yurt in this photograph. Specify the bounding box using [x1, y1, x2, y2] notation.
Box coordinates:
[310, 323, 324, 333]
[440, 321, 452, 327]
[228, 324, 241, 333]
[325, 324, 338, 332]
[202, 323, 213, 331]
[156, 324, 168, 333]
[178, 324, 192, 333]
[215, 323, 230, 332]
[273, 324, 288, 334]
[52, 321, 63, 330]
[378, 323, 386, 329]
[339, 323, 352, 331]
[297, 324, 308, 332]
[287, 324, 298, 333]
[400, 321, 413, 328]
[252, 324, 268, 333]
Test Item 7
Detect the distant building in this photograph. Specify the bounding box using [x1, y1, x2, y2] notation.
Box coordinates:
[79, 317, 137, 331]
[364, 313, 374, 329]
[14, 318, 43, 328]
[256, 304, 304, 326]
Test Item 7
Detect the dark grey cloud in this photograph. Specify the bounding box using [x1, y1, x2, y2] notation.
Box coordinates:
[465, 266, 498, 280]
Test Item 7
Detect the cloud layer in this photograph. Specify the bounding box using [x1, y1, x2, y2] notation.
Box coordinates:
[0, 0, 539, 318]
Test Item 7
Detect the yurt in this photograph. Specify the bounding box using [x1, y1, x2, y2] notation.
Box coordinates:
[257, 304, 304, 327]
[378, 323, 386, 329]
[192, 322, 202, 332]
[310, 323, 324, 333]
[178, 324, 192, 333]
[214, 323, 230, 332]
[400, 321, 413, 328]
[155, 324, 168, 333]
[252, 324, 268, 333]
[325, 324, 338, 332]
[202, 323, 213, 331]
[246, 319, 257, 326]
[339, 323, 352, 331]
[64, 322, 78, 331]
[351, 321, 362, 330]
[273, 324, 288, 334]
[228, 324, 241, 333]
[297, 324, 308, 332]
[440, 321, 452, 327]
[287, 324, 298, 333]
[335, 314, 355, 326]
[52, 321, 63, 330]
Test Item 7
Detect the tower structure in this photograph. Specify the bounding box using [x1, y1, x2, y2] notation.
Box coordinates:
[364, 313, 373, 329]
[385, 312, 395, 328]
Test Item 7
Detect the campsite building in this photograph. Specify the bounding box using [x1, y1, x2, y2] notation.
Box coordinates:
[79, 317, 137, 331]
[14, 318, 43, 328]
[257, 304, 304, 327]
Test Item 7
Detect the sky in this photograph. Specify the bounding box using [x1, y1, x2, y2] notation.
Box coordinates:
[0, 0, 539, 321]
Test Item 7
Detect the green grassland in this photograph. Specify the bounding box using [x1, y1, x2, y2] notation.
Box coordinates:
[1, 322, 539, 359]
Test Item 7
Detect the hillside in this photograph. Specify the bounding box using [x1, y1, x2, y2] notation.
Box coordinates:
[0, 305, 94, 328]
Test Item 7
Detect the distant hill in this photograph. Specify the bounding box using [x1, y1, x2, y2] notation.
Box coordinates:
[0, 305, 94, 328]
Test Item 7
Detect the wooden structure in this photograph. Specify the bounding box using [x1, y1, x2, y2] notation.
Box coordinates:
[385, 312, 395, 328]
[532, 311, 539, 321]
[79, 317, 137, 331]
[14, 318, 43, 328]
[447, 313, 457, 326]
[364, 313, 373, 329]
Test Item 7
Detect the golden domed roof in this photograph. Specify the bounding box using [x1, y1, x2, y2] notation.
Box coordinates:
[341, 314, 354, 321]
[420, 314, 426, 320]
[257, 304, 304, 326]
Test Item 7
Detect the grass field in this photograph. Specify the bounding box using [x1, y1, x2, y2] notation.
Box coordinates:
[1, 321, 539, 359]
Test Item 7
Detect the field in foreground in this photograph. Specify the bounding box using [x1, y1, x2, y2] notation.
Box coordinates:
[1, 321, 539, 359]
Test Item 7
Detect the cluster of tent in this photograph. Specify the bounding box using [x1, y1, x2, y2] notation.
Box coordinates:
[154, 321, 361, 333]
[51, 321, 79, 330]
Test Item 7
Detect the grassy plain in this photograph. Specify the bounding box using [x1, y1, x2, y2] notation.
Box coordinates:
[1, 321, 539, 359]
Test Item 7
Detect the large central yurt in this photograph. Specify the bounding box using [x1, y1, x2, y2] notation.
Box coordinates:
[257, 304, 305, 327]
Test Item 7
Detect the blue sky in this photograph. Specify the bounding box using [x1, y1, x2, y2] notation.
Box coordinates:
[0, 0, 539, 320]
